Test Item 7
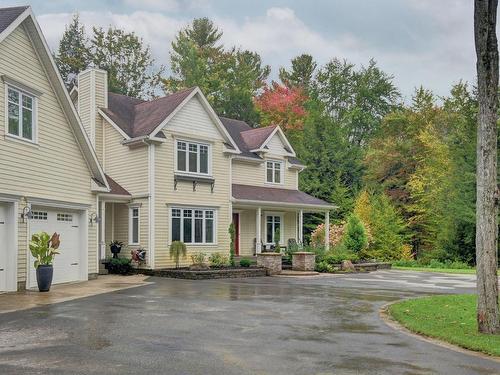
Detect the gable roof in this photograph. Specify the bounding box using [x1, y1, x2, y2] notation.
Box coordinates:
[101, 88, 194, 138]
[104, 174, 131, 196]
[219, 117, 302, 165]
[0, 6, 27, 34]
[0, 6, 108, 189]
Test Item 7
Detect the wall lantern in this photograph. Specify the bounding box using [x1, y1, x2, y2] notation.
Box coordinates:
[89, 212, 101, 226]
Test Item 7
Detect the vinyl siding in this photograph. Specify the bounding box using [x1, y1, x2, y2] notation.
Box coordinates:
[103, 121, 149, 195]
[232, 159, 298, 190]
[154, 96, 232, 268]
[0, 25, 98, 284]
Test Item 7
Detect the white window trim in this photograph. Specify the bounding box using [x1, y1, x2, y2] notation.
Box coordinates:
[128, 206, 140, 245]
[264, 212, 284, 245]
[4, 84, 38, 145]
[174, 138, 212, 177]
[169, 207, 217, 246]
[265, 160, 284, 185]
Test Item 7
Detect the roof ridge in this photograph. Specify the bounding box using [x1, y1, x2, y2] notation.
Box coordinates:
[241, 124, 277, 134]
[134, 86, 196, 108]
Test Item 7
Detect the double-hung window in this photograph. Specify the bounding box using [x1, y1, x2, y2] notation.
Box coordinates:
[129, 207, 140, 245]
[171, 207, 215, 244]
[176, 140, 210, 175]
[7, 86, 35, 141]
[266, 215, 282, 244]
[266, 161, 283, 184]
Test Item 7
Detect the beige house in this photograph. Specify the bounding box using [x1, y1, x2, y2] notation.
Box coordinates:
[0, 5, 332, 290]
[0, 6, 109, 291]
[72, 67, 333, 269]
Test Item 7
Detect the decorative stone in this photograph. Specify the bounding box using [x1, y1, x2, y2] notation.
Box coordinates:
[341, 260, 356, 272]
[292, 252, 316, 271]
[257, 253, 282, 275]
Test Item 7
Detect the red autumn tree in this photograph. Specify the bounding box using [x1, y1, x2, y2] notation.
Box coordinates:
[254, 82, 308, 131]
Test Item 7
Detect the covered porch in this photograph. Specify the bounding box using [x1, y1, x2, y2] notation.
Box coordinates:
[231, 184, 334, 256]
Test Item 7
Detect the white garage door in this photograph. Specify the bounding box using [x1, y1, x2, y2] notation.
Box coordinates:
[29, 207, 83, 288]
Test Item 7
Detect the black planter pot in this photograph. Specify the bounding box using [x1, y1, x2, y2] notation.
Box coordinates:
[36, 265, 53, 292]
[110, 245, 122, 258]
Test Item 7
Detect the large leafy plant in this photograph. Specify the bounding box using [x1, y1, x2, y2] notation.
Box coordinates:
[169, 241, 187, 268]
[29, 232, 61, 269]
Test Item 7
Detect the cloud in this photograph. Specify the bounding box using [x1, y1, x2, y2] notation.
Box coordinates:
[122, 0, 180, 12]
[36, 2, 479, 100]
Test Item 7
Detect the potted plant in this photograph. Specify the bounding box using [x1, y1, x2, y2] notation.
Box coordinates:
[109, 240, 124, 258]
[29, 232, 61, 292]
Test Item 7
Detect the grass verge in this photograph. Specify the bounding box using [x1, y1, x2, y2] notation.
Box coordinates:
[392, 266, 477, 274]
[388, 294, 500, 357]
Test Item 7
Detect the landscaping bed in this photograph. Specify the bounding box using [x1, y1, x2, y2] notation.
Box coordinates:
[137, 266, 267, 280]
[387, 294, 500, 357]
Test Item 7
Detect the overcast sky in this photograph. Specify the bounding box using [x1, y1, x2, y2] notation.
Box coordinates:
[3, 0, 482, 101]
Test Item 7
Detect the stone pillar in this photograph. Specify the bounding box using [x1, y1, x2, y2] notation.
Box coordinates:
[257, 253, 282, 275]
[256, 207, 262, 254]
[325, 210, 330, 251]
[292, 252, 316, 271]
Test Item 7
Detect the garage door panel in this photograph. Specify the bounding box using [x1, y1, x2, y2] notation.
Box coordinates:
[29, 207, 83, 288]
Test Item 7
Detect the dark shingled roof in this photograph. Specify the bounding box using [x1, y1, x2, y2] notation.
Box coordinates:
[0, 6, 28, 34]
[232, 184, 331, 207]
[104, 174, 131, 196]
[101, 88, 195, 138]
[219, 117, 304, 165]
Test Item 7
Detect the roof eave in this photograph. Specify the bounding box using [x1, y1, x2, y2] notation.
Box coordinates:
[231, 198, 336, 211]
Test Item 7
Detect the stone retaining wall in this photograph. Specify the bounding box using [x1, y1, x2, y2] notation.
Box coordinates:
[138, 267, 267, 280]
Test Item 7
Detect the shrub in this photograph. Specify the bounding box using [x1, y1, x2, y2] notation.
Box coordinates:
[169, 241, 187, 268]
[303, 245, 326, 263]
[239, 258, 252, 267]
[323, 251, 359, 265]
[311, 222, 345, 249]
[208, 252, 229, 268]
[392, 259, 419, 267]
[106, 257, 132, 275]
[315, 261, 334, 273]
[190, 252, 206, 267]
[274, 228, 281, 252]
[343, 214, 368, 253]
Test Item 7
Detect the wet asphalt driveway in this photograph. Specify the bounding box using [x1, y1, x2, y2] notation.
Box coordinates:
[0, 270, 499, 375]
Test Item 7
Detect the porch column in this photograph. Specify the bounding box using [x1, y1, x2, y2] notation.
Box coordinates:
[298, 209, 304, 244]
[99, 201, 106, 260]
[325, 210, 330, 251]
[256, 207, 262, 254]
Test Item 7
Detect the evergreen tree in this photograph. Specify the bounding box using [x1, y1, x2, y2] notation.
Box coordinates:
[279, 54, 317, 89]
[164, 18, 270, 124]
[90, 26, 163, 98]
[343, 214, 368, 253]
[54, 13, 90, 86]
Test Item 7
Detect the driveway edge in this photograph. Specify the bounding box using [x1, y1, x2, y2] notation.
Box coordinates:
[379, 301, 500, 363]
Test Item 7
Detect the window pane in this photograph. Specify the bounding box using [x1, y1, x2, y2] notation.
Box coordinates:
[177, 142, 186, 171]
[8, 102, 19, 135]
[267, 222, 273, 243]
[22, 95, 32, 109]
[183, 210, 192, 243]
[195, 219, 203, 243]
[267, 167, 273, 182]
[8, 88, 18, 103]
[200, 145, 208, 173]
[189, 144, 198, 173]
[172, 218, 181, 241]
[205, 218, 213, 243]
[22, 107, 32, 140]
[132, 218, 139, 243]
[274, 163, 281, 183]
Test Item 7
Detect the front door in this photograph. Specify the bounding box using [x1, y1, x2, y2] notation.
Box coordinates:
[232, 213, 240, 256]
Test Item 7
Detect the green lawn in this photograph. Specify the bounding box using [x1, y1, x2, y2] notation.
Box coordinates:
[388, 294, 500, 357]
[392, 266, 477, 274]
[392, 266, 500, 275]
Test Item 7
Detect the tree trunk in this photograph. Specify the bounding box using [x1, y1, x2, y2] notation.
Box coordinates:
[474, 0, 500, 334]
